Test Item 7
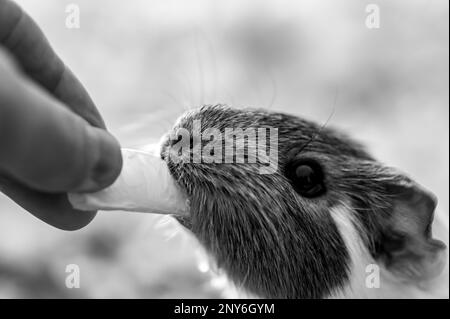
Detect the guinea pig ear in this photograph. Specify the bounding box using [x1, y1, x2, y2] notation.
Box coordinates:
[376, 178, 447, 282]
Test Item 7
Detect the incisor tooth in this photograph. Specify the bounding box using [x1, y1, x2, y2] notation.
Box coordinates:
[68, 148, 187, 215]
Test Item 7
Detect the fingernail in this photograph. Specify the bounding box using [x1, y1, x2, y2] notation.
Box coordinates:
[75, 128, 123, 192]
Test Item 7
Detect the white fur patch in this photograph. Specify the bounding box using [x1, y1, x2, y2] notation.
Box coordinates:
[329, 203, 449, 298]
[191, 202, 449, 298]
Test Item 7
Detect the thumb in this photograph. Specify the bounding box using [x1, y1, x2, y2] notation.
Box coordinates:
[0, 57, 122, 193]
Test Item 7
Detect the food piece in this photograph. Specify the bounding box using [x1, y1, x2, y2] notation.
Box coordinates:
[68, 148, 187, 215]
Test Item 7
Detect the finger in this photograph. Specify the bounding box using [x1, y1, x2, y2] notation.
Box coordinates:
[0, 50, 98, 230]
[0, 59, 122, 193]
[0, 0, 105, 128]
[0, 176, 96, 231]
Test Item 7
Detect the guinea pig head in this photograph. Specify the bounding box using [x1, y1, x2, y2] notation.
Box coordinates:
[161, 105, 447, 298]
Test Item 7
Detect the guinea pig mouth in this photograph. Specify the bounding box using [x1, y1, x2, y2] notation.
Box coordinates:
[160, 136, 185, 178]
[160, 146, 186, 194]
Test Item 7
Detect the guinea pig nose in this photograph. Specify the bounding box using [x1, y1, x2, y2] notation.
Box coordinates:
[169, 135, 183, 146]
[160, 134, 180, 159]
[161, 131, 196, 162]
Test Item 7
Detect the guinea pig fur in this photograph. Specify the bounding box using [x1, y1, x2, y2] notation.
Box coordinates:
[160, 104, 449, 299]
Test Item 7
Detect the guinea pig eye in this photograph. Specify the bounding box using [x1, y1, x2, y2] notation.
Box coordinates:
[286, 159, 326, 198]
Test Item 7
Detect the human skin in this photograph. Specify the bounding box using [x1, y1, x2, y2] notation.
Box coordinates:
[0, 0, 123, 230]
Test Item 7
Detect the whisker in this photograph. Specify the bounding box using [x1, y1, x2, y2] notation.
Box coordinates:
[298, 87, 338, 154]
[162, 89, 185, 111]
[263, 63, 278, 111]
[194, 28, 206, 106]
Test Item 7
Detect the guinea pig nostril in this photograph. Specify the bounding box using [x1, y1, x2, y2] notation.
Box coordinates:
[161, 132, 195, 162]
[168, 135, 183, 147]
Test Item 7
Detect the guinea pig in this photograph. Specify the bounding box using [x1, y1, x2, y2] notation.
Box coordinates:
[160, 104, 448, 299]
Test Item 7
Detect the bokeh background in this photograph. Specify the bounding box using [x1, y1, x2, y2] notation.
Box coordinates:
[0, 0, 448, 298]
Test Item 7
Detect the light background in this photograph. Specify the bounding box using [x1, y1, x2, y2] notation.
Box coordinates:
[0, 0, 448, 297]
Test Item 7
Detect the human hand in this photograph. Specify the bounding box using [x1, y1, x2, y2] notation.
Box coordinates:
[0, 0, 123, 230]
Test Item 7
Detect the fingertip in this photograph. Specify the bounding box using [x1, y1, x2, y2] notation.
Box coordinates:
[53, 209, 97, 231]
[0, 176, 97, 231]
[73, 127, 123, 193]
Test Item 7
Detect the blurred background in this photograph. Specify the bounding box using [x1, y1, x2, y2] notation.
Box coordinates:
[0, 0, 448, 298]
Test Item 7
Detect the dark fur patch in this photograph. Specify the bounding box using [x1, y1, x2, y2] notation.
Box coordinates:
[160, 104, 440, 298]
